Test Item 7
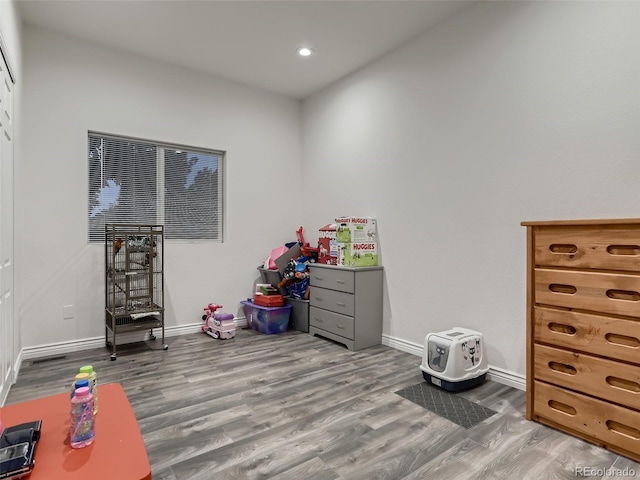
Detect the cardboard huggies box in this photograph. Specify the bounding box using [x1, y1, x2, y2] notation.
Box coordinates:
[337, 242, 378, 267]
[335, 217, 377, 243]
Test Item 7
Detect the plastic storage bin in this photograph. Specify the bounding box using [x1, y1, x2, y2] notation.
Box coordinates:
[285, 297, 309, 332]
[241, 300, 292, 334]
[420, 327, 489, 391]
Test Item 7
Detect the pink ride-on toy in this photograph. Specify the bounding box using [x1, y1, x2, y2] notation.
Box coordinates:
[201, 303, 236, 339]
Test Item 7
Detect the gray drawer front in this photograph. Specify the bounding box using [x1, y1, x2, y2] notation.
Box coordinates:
[309, 287, 355, 316]
[309, 267, 354, 293]
[309, 306, 354, 340]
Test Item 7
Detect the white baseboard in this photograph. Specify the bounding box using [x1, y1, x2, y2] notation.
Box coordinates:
[486, 366, 526, 391]
[382, 333, 423, 357]
[18, 323, 200, 364]
[382, 333, 526, 391]
[19, 318, 250, 363]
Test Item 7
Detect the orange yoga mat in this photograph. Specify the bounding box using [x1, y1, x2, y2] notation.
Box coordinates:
[0, 382, 151, 480]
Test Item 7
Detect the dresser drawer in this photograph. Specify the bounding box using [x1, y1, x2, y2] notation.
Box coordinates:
[309, 267, 354, 293]
[534, 380, 640, 457]
[534, 226, 640, 272]
[534, 306, 640, 365]
[309, 306, 354, 340]
[309, 286, 355, 316]
[534, 268, 640, 318]
[534, 344, 640, 410]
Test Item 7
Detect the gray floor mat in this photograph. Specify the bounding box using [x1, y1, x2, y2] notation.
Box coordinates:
[395, 382, 497, 429]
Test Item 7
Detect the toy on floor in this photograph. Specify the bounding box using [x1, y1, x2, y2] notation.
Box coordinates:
[201, 303, 236, 339]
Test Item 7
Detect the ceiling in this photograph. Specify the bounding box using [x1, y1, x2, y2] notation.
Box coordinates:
[17, 0, 474, 99]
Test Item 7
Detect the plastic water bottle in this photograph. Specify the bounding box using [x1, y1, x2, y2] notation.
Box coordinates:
[79, 365, 98, 415]
[71, 378, 90, 400]
[70, 372, 90, 398]
[70, 386, 95, 448]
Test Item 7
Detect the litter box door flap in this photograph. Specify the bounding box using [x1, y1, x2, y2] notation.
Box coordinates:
[427, 339, 450, 373]
[459, 335, 483, 370]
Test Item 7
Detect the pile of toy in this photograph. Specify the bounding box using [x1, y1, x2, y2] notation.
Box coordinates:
[260, 226, 317, 300]
[277, 257, 310, 300]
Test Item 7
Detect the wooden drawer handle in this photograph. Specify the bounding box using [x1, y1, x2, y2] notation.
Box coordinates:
[548, 284, 577, 295]
[548, 361, 577, 375]
[606, 289, 640, 302]
[605, 332, 640, 348]
[606, 420, 640, 440]
[549, 244, 577, 254]
[607, 245, 640, 256]
[606, 376, 640, 393]
[548, 399, 576, 416]
[548, 322, 576, 335]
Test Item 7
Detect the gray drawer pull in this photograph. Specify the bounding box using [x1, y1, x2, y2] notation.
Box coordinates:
[336, 302, 346, 307]
[336, 323, 345, 330]
[314, 317, 324, 323]
[314, 275, 323, 281]
[314, 296, 323, 302]
[336, 280, 346, 284]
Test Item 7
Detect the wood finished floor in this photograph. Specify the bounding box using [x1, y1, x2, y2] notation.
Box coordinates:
[6, 328, 640, 479]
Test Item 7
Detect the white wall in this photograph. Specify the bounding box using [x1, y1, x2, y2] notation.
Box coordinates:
[14, 2, 640, 383]
[17, 26, 302, 349]
[301, 1, 640, 379]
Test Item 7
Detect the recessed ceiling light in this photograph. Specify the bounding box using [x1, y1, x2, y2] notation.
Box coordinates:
[297, 47, 313, 57]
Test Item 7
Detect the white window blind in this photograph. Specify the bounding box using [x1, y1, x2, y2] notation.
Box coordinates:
[88, 132, 224, 242]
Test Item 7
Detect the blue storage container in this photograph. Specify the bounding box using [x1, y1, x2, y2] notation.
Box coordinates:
[241, 300, 292, 334]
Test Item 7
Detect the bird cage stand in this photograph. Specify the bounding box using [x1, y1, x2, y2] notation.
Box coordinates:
[105, 224, 167, 360]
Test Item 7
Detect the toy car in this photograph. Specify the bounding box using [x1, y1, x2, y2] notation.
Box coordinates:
[201, 303, 236, 340]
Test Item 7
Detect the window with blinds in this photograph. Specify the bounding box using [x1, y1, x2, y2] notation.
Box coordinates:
[88, 132, 224, 243]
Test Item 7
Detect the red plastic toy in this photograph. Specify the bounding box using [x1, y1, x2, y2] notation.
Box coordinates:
[296, 226, 319, 257]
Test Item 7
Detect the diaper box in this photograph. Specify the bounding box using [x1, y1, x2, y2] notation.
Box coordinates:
[337, 242, 378, 267]
[318, 223, 338, 265]
[335, 217, 377, 243]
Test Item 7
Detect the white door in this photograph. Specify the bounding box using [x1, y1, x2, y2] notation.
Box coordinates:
[0, 50, 14, 405]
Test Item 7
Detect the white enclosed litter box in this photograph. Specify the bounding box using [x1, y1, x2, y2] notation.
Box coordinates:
[420, 327, 489, 391]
